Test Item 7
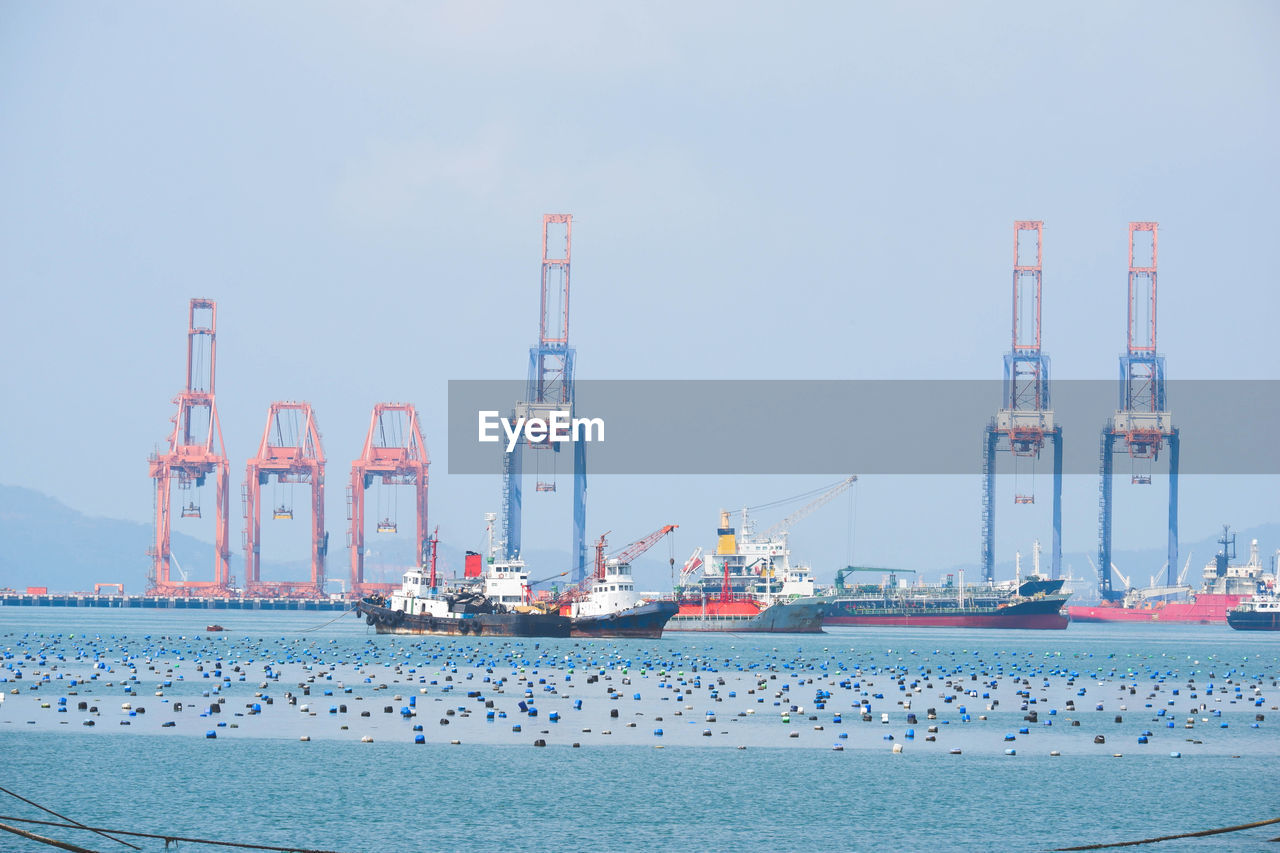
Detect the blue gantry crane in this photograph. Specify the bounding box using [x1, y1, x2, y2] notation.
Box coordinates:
[981, 221, 1063, 582]
[501, 214, 589, 582]
[1096, 222, 1178, 600]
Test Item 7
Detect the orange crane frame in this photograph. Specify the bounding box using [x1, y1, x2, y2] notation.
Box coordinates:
[243, 401, 327, 598]
[147, 298, 232, 597]
[347, 403, 429, 597]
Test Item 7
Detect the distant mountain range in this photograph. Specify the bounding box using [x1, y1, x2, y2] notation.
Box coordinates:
[1, 483, 1275, 596]
[0, 484, 584, 594]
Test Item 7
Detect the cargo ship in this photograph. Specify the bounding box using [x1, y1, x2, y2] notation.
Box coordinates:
[1068, 526, 1270, 625]
[355, 520, 570, 638]
[822, 559, 1070, 629]
[557, 527, 680, 638]
[664, 510, 827, 633]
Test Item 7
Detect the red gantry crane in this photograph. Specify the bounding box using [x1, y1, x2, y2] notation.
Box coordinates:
[243, 402, 327, 598]
[147, 298, 232, 597]
[347, 403, 429, 597]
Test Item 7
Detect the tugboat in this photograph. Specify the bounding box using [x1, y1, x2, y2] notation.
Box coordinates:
[1227, 567, 1280, 631]
[1227, 593, 1280, 631]
[355, 518, 571, 638]
[558, 526, 680, 638]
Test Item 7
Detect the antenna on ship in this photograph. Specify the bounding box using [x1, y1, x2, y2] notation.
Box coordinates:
[485, 512, 499, 562]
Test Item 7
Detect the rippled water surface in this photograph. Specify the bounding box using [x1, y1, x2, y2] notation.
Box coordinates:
[2, 607, 1278, 852]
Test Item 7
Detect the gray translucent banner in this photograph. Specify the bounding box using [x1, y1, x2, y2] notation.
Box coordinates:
[447, 380, 1280, 475]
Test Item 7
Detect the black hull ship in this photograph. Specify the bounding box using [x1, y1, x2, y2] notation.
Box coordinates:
[356, 593, 570, 637]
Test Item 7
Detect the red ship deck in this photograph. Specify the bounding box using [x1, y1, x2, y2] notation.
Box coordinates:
[1067, 594, 1246, 624]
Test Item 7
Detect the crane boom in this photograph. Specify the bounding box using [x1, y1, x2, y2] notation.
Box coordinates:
[616, 524, 678, 564]
[761, 476, 857, 540]
[591, 525, 678, 582]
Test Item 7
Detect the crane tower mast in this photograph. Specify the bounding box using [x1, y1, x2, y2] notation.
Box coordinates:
[502, 214, 588, 583]
[147, 298, 232, 597]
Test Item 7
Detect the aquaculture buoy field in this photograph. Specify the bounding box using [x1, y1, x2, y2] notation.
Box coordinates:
[3, 608, 1279, 852]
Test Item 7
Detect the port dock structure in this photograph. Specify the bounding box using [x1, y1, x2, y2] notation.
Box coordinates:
[982, 221, 1064, 582]
[147, 298, 233, 597]
[0, 592, 347, 611]
[1097, 222, 1178, 600]
[243, 402, 328, 598]
[502, 214, 588, 583]
[347, 403, 429, 597]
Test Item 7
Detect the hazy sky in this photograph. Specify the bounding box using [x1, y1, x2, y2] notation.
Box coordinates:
[1, 2, 1276, 586]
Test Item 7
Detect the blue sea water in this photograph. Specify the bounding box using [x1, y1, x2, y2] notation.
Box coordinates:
[1, 607, 1278, 853]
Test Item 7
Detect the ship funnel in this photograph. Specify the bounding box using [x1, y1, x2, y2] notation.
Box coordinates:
[717, 510, 737, 556]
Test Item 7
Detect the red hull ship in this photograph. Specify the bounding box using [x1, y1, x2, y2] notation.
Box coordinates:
[1068, 594, 1246, 624]
[1069, 527, 1269, 625]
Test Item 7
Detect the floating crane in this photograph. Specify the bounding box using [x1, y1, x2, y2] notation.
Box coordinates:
[147, 298, 232, 597]
[1097, 223, 1178, 600]
[981, 221, 1063, 582]
[554, 524, 677, 604]
[593, 525, 678, 581]
[501, 215, 588, 582]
